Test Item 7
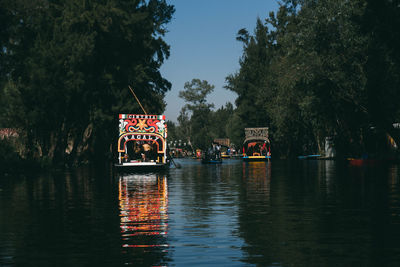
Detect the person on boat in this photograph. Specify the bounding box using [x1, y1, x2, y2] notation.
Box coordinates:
[151, 142, 158, 161]
[132, 142, 141, 160]
[142, 142, 151, 162]
[123, 153, 129, 162]
[217, 144, 222, 159]
[261, 141, 267, 156]
[207, 146, 213, 160]
[204, 145, 215, 161]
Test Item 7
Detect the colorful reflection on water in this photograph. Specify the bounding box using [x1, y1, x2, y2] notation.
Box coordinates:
[118, 173, 170, 264]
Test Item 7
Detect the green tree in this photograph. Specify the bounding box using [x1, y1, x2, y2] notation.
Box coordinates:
[227, 0, 400, 158]
[272, 0, 400, 156]
[363, 0, 400, 139]
[178, 79, 214, 149]
[226, 18, 274, 129]
[176, 107, 191, 141]
[0, 0, 174, 165]
[209, 102, 234, 139]
[225, 17, 279, 155]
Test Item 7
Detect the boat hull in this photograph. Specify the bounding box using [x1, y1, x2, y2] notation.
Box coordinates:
[201, 159, 222, 164]
[243, 155, 271, 162]
[347, 158, 381, 166]
[114, 162, 169, 172]
[298, 154, 321, 160]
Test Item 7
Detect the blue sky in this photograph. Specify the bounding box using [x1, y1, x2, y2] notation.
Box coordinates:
[161, 0, 280, 122]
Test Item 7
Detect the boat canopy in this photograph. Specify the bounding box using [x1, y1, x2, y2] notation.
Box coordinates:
[242, 127, 271, 160]
[213, 138, 230, 147]
[117, 114, 167, 163]
[243, 127, 270, 144]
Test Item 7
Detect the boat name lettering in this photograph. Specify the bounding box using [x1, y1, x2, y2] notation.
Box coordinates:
[129, 134, 159, 140]
[126, 114, 158, 119]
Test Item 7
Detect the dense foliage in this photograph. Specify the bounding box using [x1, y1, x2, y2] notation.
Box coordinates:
[0, 0, 174, 165]
[172, 0, 400, 158]
[2, 0, 400, 163]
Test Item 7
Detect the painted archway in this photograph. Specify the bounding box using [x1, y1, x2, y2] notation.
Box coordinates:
[118, 133, 165, 153]
[117, 114, 167, 154]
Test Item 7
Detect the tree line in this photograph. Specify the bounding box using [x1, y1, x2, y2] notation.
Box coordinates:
[170, 0, 400, 159]
[1, 0, 400, 168]
[0, 0, 174, 168]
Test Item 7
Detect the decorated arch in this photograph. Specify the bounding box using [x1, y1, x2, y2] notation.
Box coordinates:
[117, 114, 167, 153]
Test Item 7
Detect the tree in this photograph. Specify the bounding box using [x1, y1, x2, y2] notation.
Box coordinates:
[225, 17, 278, 154]
[363, 0, 400, 136]
[179, 79, 215, 111]
[225, 18, 274, 129]
[227, 0, 400, 158]
[209, 102, 234, 139]
[178, 79, 214, 149]
[0, 0, 175, 165]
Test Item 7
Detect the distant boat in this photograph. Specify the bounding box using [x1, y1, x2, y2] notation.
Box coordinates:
[347, 158, 383, 166]
[201, 143, 223, 164]
[114, 114, 170, 172]
[298, 154, 321, 160]
[242, 127, 271, 162]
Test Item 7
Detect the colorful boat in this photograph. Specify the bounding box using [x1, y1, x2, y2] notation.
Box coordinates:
[221, 151, 230, 159]
[115, 114, 169, 171]
[242, 127, 271, 162]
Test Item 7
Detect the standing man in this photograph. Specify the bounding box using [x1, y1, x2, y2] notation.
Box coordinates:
[142, 142, 151, 161]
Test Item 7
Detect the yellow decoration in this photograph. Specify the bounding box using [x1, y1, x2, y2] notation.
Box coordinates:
[137, 119, 147, 130]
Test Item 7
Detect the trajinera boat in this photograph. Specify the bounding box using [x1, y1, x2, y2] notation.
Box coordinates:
[115, 114, 169, 171]
[242, 127, 271, 161]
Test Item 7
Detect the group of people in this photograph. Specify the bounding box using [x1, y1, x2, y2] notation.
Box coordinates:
[204, 143, 222, 161]
[126, 141, 158, 162]
[246, 141, 269, 156]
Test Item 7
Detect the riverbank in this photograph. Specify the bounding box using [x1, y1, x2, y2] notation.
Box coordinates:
[0, 140, 62, 176]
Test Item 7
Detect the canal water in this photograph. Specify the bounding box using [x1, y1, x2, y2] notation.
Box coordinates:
[1, 159, 400, 266]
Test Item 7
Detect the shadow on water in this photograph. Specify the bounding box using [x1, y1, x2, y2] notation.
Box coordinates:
[2, 159, 400, 266]
[238, 160, 400, 267]
[0, 166, 171, 266]
[0, 166, 123, 266]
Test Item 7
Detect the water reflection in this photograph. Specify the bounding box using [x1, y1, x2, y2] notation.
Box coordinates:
[388, 165, 400, 229]
[118, 172, 170, 265]
[2, 161, 400, 266]
[318, 159, 335, 197]
[242, 161, 271, 201]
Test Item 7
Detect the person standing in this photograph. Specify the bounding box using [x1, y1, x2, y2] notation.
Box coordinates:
[142, 142, 151, 161]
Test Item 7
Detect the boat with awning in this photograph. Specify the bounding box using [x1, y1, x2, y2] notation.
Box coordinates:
[115, 114, 169, 171]
[242, 127, 271, 162]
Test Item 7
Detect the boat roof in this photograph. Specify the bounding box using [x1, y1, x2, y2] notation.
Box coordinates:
[118, 114, 167, 153]
[244, 127, 269, 144]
